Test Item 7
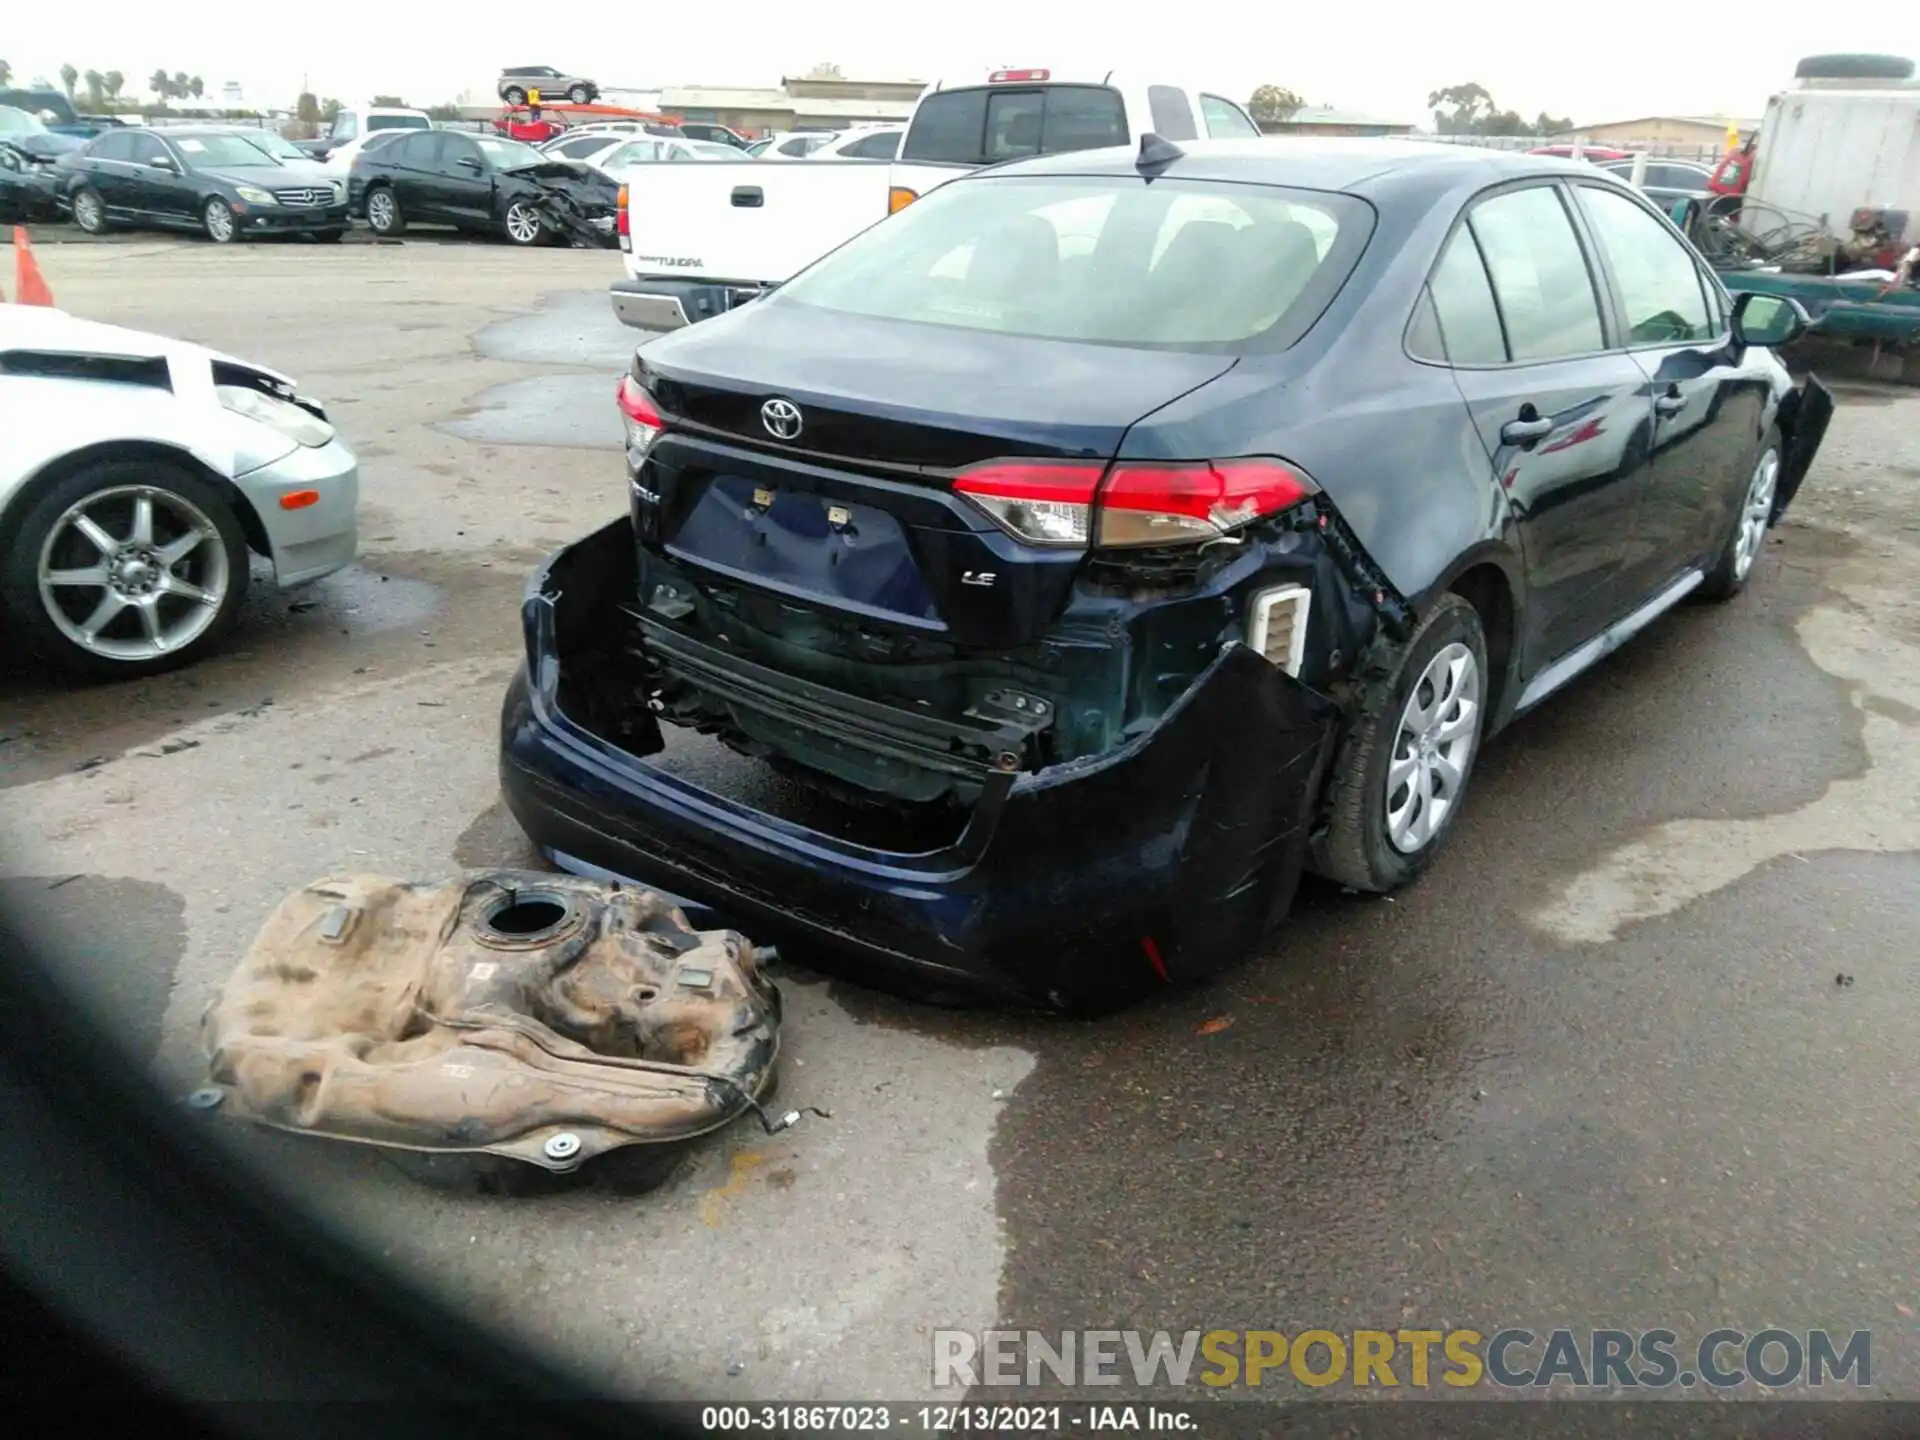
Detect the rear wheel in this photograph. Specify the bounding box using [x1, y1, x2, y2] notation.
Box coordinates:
[1, 459, 250, 680]
[503, 85, 528, 105]
[567, 85, 592, 104]
[202, 196, 239, 243]
[364, 184, 404, 237]
[71, 185, 109, 234]
[1310, 594, 1489, 893]
[1697, 429, 1781, 602]
[502, 199, 546, 246]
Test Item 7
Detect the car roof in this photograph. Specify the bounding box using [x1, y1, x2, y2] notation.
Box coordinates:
[982, 136, 1595, 196]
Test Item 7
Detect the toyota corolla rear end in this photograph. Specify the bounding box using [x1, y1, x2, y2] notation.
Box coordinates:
[501, 160, 1395, 1011]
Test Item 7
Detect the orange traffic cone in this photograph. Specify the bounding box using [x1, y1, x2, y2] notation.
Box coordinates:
[13, 226, 53, 307]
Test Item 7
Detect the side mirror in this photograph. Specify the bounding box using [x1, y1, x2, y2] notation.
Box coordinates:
[1731, 290, 1810, 348]
[459, 155, 484, 171]
[150, 155, 178, 172]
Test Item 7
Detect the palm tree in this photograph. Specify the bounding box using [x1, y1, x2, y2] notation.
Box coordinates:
[59, 63, 78, 99]
[83, 70, 106, 109]
[149, 68, 172, 101]
[188, 76, 204, 100]
[0, 60, 13, 87]
[103, 71, 125, 105]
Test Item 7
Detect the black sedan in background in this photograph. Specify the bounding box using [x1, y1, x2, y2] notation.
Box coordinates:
[348, 130, 619, 246]
[57, 127, 349, 242]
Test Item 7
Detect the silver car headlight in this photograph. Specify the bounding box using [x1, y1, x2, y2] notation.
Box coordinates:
[234, 185, 278, 206]
[217, 385, 335, 448]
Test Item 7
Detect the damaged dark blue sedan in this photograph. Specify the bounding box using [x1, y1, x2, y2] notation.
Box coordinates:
[500, 137, 1834, 1014]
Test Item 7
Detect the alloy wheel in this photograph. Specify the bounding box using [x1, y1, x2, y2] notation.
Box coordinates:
[367, 189, 395, 232]
[35, 485, 231, 662]
[73, 188, 104, 233]
[505, 202, 543, 245]
[1385, 642, 1482, 855]
[204, 198, 236, 243]
[1732, 448, 1778, 582]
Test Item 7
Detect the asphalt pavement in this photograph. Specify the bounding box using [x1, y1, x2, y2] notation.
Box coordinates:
[3, 239, 1918, 1416]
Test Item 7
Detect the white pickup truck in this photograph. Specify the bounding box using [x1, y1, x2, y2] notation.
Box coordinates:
[607, 69, 1262, 330]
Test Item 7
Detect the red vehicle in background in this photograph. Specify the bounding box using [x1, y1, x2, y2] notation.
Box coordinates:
[492, 102, 679, 146]
[1528, 143, 1634, 161]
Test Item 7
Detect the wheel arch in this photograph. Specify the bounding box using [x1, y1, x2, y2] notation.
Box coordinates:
[1, 440, 270, 558]
[1421, 543, 1523, 730]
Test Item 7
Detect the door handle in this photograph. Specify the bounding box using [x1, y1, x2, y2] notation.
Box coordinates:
[1501, 415, 1555, 445]
[1654, 387, 1686, 416]
[730, 186, 763, 208]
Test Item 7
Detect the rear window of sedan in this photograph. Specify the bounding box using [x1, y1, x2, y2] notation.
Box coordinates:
[769, 175, 1372, 352]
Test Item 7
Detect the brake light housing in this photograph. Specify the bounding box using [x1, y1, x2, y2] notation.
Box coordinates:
[616, 375, 665, 459]
[989, 69, 1051, 83]
[616, 183, 630, 249]
[952, 457, 1317, 549]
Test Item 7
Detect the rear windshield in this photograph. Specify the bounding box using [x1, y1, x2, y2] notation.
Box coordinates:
[770, 175, 1372, 352]
[368, 114, 431, 131]
[902, 85, 1128, 165]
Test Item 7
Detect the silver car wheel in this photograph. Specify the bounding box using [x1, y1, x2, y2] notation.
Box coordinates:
[73, 188, 105, 232]
[36, 485, 230, 662]
[1732, 447, 1778, 582]
[1385, 642, 1482, 855]
[204, 197, 236, 242]
[505, 202, 544, 245]
[367, 189, 396, 231]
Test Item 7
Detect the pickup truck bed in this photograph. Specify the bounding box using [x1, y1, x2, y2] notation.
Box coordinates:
[612, 160, 896, 330]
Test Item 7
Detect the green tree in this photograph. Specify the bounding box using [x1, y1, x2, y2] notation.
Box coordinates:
[188, 76, 204, 100]
[425, 102, 462, 121]
[296, 91, 321, 123]
[59, 63, 78, 98]
[1248, 84, 1304, 125]
[83, 69, 106, 109]
[1534, 111, 1573, 136]
[320, 98, 342, 123]
[149, 68, 172, 100]
[370, 94, 406, 107]
[103, 71, 125, 106]
[1427, 81, 1494, 135]
[0, 59, 13, 87]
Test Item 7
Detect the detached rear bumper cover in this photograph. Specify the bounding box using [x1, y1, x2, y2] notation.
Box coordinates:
[499, 520, 1340, 1011]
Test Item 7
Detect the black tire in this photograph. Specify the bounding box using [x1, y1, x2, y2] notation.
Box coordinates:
[1, 459, 250, 681]
[70, 184, 110, 234]
[503, 85, 528, 106]
[1309, 593, 1490, 893]
[202, 195, 241, 243]
[363, 183, 405, 237]
[567, 85, 593, 104]
[1698, 427, 1781, 602]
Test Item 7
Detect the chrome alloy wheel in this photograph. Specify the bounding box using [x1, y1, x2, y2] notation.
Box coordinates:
[73, 188, 105, 232]
[204, 197, 236, 242]
[35, 485, 230, 662]
[1732, 447, 1778, 582]
[504, 202, 544, 245]
[366, 188, 396, 231]
[1385, 642, 1482, 855]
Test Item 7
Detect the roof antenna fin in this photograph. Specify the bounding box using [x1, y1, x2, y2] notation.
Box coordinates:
[1136, 132, 1185, 175]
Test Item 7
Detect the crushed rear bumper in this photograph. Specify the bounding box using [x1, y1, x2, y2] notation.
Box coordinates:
[498, 520, 1340, 1013]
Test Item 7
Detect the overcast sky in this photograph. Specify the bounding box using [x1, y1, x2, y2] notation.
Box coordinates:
[4, 6, 1907, 125]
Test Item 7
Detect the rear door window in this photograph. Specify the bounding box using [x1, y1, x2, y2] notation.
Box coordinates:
[903, 85, 1128, 165]
[1200, 95, 1261, 138]
[1147, 86, 1199, 141]
[89, 131, 135, 161]
[1417, 226, 1508, 365]
[1465, 185, 1607, 361]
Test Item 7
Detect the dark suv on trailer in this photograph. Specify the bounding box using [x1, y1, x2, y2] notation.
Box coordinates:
[500, 138, 1832, 1014]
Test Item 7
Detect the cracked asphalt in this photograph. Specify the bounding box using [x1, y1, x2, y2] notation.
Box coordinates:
[3, 240, 1918, 1420]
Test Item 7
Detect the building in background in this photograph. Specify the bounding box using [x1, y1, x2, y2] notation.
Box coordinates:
[1547, 115, 1762, 149]
[1257, 105, 1416, 137]
[658, 74, 923, 135]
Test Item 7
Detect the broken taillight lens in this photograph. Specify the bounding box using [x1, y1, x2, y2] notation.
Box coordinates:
[616, 375, 665, 458]
[952, 457, 1316, 549]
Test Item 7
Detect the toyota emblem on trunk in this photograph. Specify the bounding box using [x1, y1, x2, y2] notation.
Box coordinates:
[760, 397, 803, 440]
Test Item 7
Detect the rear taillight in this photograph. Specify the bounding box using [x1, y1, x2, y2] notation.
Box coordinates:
[888, 186, 917, 214]
[616, 183, 630, 247]
[616, 375, 664, 458]
[953, 457, 1317, 549]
